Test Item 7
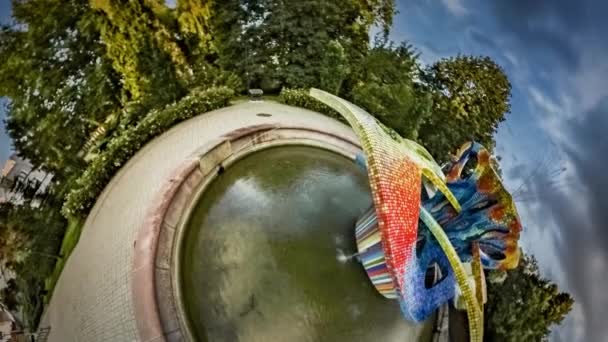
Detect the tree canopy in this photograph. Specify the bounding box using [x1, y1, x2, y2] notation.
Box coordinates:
[418, 55, 512, 160]
[351, 39, 432, 140]
[0, 0, 122, 180]
[485, 254, 574, 341]
[211, 0, 394, 91]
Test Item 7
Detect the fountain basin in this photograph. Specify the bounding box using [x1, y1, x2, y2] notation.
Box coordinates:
[133, 121, 435, 342]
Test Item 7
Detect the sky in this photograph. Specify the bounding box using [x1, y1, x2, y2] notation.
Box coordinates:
[0, 1, 607, 341]
[389, 1, 608, 341]
[0, 1, 13, 164]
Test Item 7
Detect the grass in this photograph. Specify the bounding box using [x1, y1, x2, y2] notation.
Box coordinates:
[43, 216, 84, 303]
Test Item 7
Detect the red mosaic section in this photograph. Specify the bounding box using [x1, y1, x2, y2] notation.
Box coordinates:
[334, 100, 423, 292]
[372, 158, 422, 290]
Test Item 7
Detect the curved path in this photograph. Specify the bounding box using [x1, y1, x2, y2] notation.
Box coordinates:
[39, 101, 431, 341]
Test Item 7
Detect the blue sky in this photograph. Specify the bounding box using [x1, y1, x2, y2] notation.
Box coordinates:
[390, 1, 608, 341]
[0, 1, 13, 163]
[1, 1, 606, 341]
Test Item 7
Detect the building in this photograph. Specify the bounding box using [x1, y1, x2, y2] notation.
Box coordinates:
[0, 155, 52, 207]
[0, 308, 21, 342]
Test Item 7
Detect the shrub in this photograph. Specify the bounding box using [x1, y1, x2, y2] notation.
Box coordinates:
[62, 86, 234, 217]
[278, 88, 343, 122]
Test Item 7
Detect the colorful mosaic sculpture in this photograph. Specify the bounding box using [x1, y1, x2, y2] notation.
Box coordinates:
[310, 89, 522, 342]
[423, 142, 522, 270]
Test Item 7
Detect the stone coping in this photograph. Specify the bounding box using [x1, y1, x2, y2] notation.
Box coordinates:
[132, 124, 361, 342]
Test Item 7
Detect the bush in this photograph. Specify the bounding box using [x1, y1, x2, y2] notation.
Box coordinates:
[62, 86, 234, 217]
[278, 88, 343, 122]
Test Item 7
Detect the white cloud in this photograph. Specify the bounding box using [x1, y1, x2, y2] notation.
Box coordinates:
[570, 46, 608, 113]
[441, 0, 468, 16]
[526, 85, 577, 151]
[529, 86, 561, 115]
[503, 51, 519, 67]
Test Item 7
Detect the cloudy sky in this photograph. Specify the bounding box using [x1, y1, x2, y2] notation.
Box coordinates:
[390, 0, 608, 341]
[1, 0, 607, 341]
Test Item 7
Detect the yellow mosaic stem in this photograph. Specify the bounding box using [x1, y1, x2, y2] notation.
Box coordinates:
[309, 89, 462, 213]
[419, 206, 483, 342]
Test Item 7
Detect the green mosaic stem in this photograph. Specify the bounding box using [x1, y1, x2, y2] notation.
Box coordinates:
[419, 206, 483, 342]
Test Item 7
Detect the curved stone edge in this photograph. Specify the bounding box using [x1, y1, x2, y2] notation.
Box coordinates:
[132, 124, 362, 342]
[132, 156, 201, 342]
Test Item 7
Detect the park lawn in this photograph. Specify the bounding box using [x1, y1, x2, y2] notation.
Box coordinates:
[43, 217, 84, 303]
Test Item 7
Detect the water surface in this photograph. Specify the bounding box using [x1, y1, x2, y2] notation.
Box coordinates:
[181, 146, 434, 341]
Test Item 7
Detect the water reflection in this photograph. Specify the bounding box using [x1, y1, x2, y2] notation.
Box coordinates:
[180, 146, 434, 341]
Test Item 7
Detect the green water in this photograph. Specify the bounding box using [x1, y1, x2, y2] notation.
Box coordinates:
[180, 146, 433, 341]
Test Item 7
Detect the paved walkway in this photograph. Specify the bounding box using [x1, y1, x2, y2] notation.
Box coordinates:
[39, 102, 360, 341]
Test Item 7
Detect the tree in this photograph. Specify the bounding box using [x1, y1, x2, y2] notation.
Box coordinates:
[175, 0, 214, 58]
[0, 202, 65, 328]
[319, 40, 350, 95]
[485, 254, 574, 341]
[211, 0, 395, 92]
[0, 204, 31, 277]
[0, 0, 123, 181]
[1, 1, 236, 181]
[91, 0, 188, 105]
[351, 39, 432, 139]
[0, 279, 19, 312]
[418, 56, 511, 161]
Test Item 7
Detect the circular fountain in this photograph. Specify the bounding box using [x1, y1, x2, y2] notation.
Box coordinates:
[178, 146, 433, 341]
[131, 107, 435, 342]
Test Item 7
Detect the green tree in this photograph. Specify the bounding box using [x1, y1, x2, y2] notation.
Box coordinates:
[319, 40, 350, 95]
[0, 1, 123, 181]
[211, 0, 395, 92]
[418, 55, 511, 161]
[485, 254, 574, 341]
[91, 0, 188, 105]
[351, 39, 432, 139]
[0, 202, 65, 328]
[175, 0, 214, 58]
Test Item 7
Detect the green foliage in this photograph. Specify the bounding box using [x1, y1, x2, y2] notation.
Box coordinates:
[0, 203, 66, 328]
[319, 40, 350, 95]
[43, 217, 84, 304]
[351, 40, 432, 139]
[91, 0, 189, 104]
[211, 0, 394, 92]
[175, 0, 214, 56]
[187, 61, 242, 93]
[485, 254, 574, 341]
[278, 88, 342, 121]
[81, 1, 240, 154]
[0, 279, 18, 311]
[418, 55, 512, 161]
[0, 1, 122, 180]
[62, 87, 234, 217]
